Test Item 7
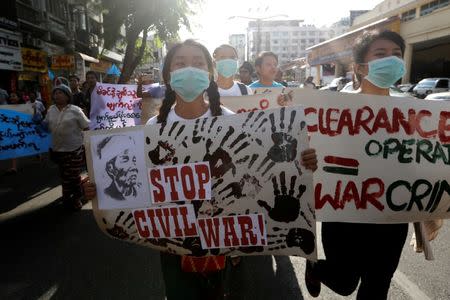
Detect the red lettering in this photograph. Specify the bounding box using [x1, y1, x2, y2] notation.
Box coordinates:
[195, 164, 210, 199]
[237, 216, 258, 246]
[133, 210, 150, 238]
[180, 166, 196, 200]
[223, 217, 239, 247]
[392, 108, 415, 135]
[259, 99, 269, 109]
[150, 169, 165, 203]
[361, 178, 385, 211]
[438, 111, 450, 143]
[155, 208, 172, 237]
[304, 107, 317, 133]
[164, 167, 180, 201]
[416, 110, 437, 139]
[315, 181, 342, 209]
[147, 209, 160, 238]
[373, 108, 393, 133]
[341, 181, 361, 209]
[169, 207, 183, 237]
[354, 106, 374, 135]
[337, 109, 355, 135]
[179, 206, 198, 236]
[197, 218, 221, 248]
[324, 108, 339, 136]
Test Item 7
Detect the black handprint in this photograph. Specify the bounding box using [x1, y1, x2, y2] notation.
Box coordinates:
[147, 140, 176, 165]
[218, 174, 262, 200]
[102, 211, 135, 240]
[257, 172, 306, 223]
[257, 108, 299, 176]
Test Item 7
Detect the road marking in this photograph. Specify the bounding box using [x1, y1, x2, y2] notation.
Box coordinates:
[393, 270, 432, 300]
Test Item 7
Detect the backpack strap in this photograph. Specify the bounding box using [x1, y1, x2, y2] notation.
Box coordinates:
[237, 82, 248, 95]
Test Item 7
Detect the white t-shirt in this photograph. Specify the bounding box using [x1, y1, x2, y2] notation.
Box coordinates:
[146, 106, 235, 125]
[44, 104, 90, 151]
[218, 81, 253, 97]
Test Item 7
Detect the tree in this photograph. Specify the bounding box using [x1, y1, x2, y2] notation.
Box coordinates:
[101, 0, 196, 83]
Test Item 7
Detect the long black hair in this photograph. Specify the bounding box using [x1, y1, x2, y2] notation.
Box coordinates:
[157, 39, 222, 124]
[352, 29, 405, 90]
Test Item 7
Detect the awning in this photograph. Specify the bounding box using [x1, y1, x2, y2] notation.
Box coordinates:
[77, 52, 99, 63]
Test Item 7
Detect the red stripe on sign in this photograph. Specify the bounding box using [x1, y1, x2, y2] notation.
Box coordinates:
[324, 156, 359, 167]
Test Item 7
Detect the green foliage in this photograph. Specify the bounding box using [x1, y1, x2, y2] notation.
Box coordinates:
[101, 0, 198, 82]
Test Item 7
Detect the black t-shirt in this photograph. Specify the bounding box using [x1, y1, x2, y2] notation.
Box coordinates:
[72, 91, 85, 108]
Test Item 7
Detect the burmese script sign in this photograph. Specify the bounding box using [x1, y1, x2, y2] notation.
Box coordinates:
[85, 107, 316, 258]
[89, 83, 142, 130]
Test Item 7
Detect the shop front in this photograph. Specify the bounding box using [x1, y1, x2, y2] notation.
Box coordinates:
[20, 47, 50, 105]
[0, 28, 22, 95]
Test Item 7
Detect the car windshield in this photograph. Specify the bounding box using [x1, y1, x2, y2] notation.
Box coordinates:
[417, 80, 435, 87]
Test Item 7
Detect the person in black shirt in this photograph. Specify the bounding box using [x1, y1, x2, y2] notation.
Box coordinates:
[69, 75, 86, 114]
[83, 71, 98, 117]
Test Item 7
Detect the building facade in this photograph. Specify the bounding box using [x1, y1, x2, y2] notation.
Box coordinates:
[0, 0, 125, 105]
[307, 0, 450, 84]
[246, 20, 328, 66]
[229, 34, 246, 64]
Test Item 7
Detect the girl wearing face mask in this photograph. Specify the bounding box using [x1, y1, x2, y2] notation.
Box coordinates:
[84, 39, 318, 299]
[304, 30, 409, 300]
[213, 44, 253, 96]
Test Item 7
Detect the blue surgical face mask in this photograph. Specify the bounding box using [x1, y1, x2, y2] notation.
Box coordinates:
[363, 56, 405, 89]
[216, 59, 238, 78]
[170, 67, 210, 102]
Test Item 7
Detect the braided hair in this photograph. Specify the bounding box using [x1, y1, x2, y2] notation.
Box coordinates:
[157, 39, 222, 124]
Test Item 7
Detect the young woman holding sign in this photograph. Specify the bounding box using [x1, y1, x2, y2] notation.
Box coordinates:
[304, 30, 409, 300]
[213, 44, 253, 97]
[84, 39, 318, 299]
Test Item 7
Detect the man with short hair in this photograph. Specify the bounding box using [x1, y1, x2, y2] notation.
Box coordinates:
[97, 135, 141, 201]
[239, 61, 255, 86]
[84, 71, 98, 117]
[69, 75, 86, 112]
[249, 52, 284, 88]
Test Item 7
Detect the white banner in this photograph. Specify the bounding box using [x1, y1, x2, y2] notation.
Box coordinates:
[221, 88, 450, 223]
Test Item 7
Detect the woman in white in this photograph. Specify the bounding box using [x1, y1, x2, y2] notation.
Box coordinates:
[43, 84, 89, 210]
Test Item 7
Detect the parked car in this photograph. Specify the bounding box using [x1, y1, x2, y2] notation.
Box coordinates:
[412, 78, 450, 98]
[319, 77, 348, 91]
[424, 91, 450, 101]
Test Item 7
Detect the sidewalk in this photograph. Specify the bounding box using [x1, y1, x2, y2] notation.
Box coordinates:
[0, 155, 61, 216]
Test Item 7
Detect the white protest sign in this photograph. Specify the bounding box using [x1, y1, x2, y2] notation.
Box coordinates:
[149, 162, 212, 204]
[133, 204, 198, 239]
[221, 88, 450, 223]
[89, 83, 142, 130]
[85, 106, 316, 258]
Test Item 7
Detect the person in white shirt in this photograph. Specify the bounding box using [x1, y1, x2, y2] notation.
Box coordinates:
[43, 84, 90, 210]
[212, 44, 253, 97]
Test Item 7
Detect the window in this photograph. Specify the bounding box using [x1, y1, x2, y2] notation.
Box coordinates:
[282, 47, 287, 51]
[309, 39, 315, 43]
[273, 40, 279, 44]
[282, 32, 289, 36]
[401, 8, 416, 22]
[436, 79, 449, 88]
[293, 32, 299, 36]
[301, 31, 306, 36]
[46, 0, 66, 19]
[309, 31, 315, 36]
[420, 0, 449, 16]
[319, 39, 326, 43]
[301, 39, 306, 44]
[272, 32, 280, 37]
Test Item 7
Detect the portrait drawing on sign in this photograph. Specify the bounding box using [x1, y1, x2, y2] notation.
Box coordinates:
[95, 134, 146, 206]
